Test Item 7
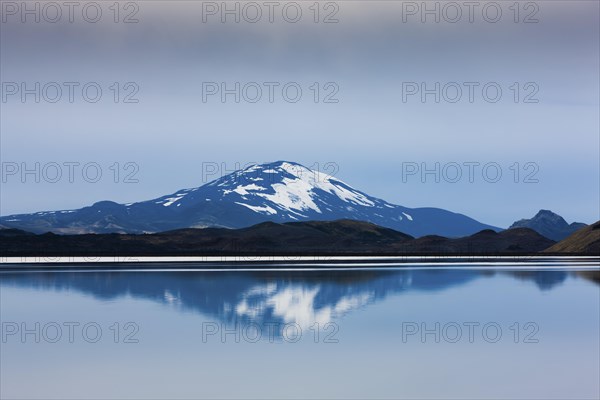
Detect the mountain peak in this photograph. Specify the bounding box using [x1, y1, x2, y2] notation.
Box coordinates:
[531, 210, 568, 226]
[204, 161, 377, 219]
[509, 210, 587, 241]
[233, 161, 325, 182]
[536, 209, 555, 214]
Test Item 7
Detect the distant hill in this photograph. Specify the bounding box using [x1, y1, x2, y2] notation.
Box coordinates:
[406, 228, 555, 254]
[0, 219, 555, 257]
[0, 228, 34, 237]
[509, 210, 587, 241]
[544, 221, 600, 254]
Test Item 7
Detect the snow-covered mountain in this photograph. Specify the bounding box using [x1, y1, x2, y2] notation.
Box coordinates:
[0, 161, 500, 237]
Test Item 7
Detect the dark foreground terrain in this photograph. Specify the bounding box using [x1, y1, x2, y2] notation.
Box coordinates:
[543, 221, 600, 255]
[3, 219, 596, 257]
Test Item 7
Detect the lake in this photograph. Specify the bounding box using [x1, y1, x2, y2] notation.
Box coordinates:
[1, 258, 599, 399]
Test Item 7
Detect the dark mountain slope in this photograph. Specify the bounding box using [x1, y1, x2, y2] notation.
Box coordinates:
[509, 210, 587, 241]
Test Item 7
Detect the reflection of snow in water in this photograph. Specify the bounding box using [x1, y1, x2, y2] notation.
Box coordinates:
[163, 289, 182, 306]
[235, 283, 374, 328]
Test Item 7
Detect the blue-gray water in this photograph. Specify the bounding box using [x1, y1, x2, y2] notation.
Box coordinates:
[1, 263, 599, 399]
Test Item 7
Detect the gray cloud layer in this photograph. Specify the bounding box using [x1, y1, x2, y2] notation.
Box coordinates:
[1, 1, 598, 226]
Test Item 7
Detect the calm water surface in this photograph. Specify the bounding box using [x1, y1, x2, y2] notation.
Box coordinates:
[1, 262, 599, 399]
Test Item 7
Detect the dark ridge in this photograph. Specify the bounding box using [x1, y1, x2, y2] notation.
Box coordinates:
[0, 219, 567, 257]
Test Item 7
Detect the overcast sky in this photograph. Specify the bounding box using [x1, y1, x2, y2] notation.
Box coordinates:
[1, 0, 598, 227]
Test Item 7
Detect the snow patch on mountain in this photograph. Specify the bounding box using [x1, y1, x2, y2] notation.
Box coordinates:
[227, 183, 266, 196]
[163, 193, 188, 207]
[258, 177, 323, 214]
[235, 202, 277, 215]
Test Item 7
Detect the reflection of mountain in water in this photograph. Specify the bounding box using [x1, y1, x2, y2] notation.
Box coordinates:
[0, 269, 570, 333]
[507, 270, 570, 290]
